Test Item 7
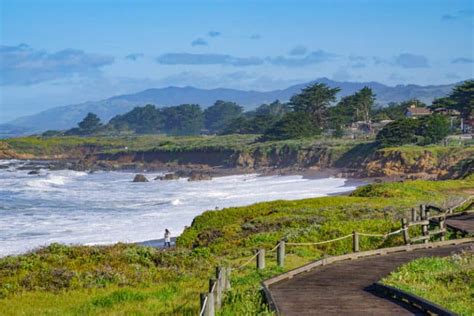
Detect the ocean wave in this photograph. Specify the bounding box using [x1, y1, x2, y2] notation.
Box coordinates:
[0, 170, 363, 257]
[25, 170, 87, 191]
[171, 199, 182, 205]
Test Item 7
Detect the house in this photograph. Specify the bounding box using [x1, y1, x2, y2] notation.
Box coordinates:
[404, 104, 431, 118]
[433, 107, 461, 117]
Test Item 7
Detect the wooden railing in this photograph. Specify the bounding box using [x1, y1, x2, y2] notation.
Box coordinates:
[199, 267, 231, 316]
[402, 204, 447, 244]
[197, 198, 473, 315]
[261, 238, 474, 314]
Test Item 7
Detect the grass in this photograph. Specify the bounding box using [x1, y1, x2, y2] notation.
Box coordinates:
[2, 134, 370, 155]
[382, 252, 474, 315]
[0, 177, 473, 315]
[1, 134, 260, 156]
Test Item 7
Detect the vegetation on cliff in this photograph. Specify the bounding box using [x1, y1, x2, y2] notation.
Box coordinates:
[1, 177, 473, 315]
[2, 134, 472, 178]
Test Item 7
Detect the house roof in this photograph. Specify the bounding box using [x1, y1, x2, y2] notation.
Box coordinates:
[405, 107, 431, 115]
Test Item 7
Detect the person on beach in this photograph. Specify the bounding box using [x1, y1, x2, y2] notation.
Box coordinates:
[164, 229, 171, 248]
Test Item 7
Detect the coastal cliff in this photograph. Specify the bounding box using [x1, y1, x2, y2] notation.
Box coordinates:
[1, 136, 472, 179]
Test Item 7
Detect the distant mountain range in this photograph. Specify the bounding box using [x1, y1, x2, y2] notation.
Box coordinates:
[0, 78, 460, 136]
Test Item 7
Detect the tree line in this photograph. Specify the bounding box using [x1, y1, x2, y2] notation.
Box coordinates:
[55, 80, 473, 146]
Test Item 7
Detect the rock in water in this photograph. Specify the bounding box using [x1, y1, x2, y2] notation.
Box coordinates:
[133, 174, 149, 182]
[188, 172, 212, 181]
[28, 170, 40, 175]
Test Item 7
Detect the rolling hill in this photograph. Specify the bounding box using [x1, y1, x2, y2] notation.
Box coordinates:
[0, 78, 459, 135]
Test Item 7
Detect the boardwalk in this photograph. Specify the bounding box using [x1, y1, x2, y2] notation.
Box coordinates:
[268, 242, 473, 315]
[446, 212, 474, 235]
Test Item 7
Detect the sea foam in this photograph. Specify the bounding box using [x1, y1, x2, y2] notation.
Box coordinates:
[0, 166, 361, 257]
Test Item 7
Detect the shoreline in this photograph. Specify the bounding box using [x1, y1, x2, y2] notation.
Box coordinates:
[1, 157, 391, 183]
[0, 161, 367, 257]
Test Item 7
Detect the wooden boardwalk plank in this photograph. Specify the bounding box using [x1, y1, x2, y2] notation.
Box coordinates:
[269, 242, 473, 315]
[445, 213, 474, 234]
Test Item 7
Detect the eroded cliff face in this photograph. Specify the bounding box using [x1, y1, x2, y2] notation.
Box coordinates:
[360, 147, 474, 179]
[232, 146, 336, 169]
[0, 142, 33, 160]
[86, 145, 341, 171]
[3, 139, 472, 179]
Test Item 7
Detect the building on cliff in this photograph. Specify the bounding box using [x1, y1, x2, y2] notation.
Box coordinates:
[404, 104, 432, 118]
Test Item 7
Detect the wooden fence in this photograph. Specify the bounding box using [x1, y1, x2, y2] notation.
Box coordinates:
[197, 198, 473, 315]
[199, 267, 231, 316]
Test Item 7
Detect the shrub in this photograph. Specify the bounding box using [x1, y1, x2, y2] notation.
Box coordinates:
[376, 118, 420, 146]
[261, 112, 321, 141]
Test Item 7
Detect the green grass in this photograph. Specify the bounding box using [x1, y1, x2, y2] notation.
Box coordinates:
[2, 134, 260, 156]
[0, 177, 473, 315]
[382, 252, 474, 315]
[2, 134, 369, 156]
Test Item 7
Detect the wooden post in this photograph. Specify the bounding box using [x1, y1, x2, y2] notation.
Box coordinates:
[215, 267, 222, 309]
[256, 249, 265, 270]
[439, 216, 445, 241]
[352, 231, 359, 252]
[200, 293, 207, 316]
[206, 290, 215, 316]
[277, 241, 285, 267]
[220, 267, 227, 292]
[225, 267, 231, 291]
[420, 204, 426, 221]
[411, 208, 417, 222]
[207, 279, 216, 316]
[423, 210, 430, 244]
[401, 218, 410, 245]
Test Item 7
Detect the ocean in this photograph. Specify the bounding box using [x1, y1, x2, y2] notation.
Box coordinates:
[0, 160, 360, 257]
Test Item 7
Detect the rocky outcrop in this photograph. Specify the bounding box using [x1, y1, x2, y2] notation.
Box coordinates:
[360, 147, 474, 179]
[132, 174, 149, 182]
[0, 142, 33, 159]
[188, 172, 212, 181]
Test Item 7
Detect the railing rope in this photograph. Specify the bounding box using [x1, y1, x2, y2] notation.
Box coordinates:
[236, 250, 260, 270]
[286, 234, 352, 246]
[198, 200, 471, 314]
[199, 293, 208, 316]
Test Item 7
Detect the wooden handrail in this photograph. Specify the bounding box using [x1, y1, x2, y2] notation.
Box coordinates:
[262, 238, 473, 287]
[261, 237, 474, 312]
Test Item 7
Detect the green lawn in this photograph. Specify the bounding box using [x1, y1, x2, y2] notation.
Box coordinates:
[0, 177, 473, 315]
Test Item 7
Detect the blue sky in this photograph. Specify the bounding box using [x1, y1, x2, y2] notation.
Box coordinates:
[1, 0, 473, 121]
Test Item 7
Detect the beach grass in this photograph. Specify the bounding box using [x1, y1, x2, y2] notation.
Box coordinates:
[382, 252, 474, 315]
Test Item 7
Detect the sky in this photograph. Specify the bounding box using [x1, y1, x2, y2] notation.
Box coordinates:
[0, 0, 473, 122]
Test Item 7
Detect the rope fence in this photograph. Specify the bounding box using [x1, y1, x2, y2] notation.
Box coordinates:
[285, 234, 353, 246]
[236, 250, 260, 270]
[197, 199, 472, 316]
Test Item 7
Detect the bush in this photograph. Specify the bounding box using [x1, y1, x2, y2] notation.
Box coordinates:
[376, 118, 420, 146]
[261, 112, 321, 141]
[417, 114, 450, 145]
